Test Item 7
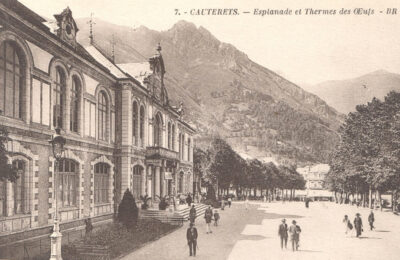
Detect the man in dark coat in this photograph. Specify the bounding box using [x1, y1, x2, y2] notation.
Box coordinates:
[186, 194, 193, 207]
[189, 205, 197, 224]
[187, 223, 198, 256]
[368, 210, 375, 230]
[289, 220, 301, 251]
[354, 213, 363, 237]
[204, 206, 213, 234]
[278, 219, 288, 249]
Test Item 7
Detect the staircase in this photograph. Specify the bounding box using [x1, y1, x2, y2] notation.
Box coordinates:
[140, 203, 208, 225]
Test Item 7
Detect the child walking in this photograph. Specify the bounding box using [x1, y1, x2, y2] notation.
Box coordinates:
[214, 209, 220, 226]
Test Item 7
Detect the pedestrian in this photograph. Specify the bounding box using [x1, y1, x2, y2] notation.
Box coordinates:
[186, 223, 198, 257]
[245, 196, 249, 210]
[221, 197, 225, 210]
[368, 210, 375, 231]
[289, 220, 301, 251]
[228, 197, 232, 208]
[85, 218, 93, 239]
[354, 213, 363, 237]
[204, 205, 213, 234]
[305, 198, 309, 208]
[189, 204, 197, 224]
[343, 215, 352, 234]
[278, 219, 288, 249]
[213, 209, 220, 226]
[186, 193, 193, 207]
[263, 195, 266, 203]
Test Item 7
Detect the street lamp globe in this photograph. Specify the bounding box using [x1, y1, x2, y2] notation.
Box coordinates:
[50, 128, 66, 160]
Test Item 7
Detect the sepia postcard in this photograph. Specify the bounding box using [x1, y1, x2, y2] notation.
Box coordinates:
[0, 0, 399, 259]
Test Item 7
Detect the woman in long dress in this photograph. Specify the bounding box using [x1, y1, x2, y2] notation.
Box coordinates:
[343, 215, 350, 234]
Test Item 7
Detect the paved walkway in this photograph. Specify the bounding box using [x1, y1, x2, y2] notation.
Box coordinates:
[120, 201, 400, 260]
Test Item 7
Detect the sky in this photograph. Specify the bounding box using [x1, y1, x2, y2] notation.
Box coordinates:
[18, 0, 400, 85]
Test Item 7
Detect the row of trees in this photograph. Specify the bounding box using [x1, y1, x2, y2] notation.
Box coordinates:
[194, 138, 305, 200]
[326, 92, 400, 210]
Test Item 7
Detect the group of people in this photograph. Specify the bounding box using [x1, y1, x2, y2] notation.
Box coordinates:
[186, 205, 221, 256]
[278, 219, 302, 251]
[343, 210, 375, 238]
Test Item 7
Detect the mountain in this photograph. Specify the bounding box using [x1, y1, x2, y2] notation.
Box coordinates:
[75, 18, 343, 165]
[303, 70, 400, 114]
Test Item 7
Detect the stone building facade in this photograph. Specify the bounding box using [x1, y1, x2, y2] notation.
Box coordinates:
[0, 1, 194, 236]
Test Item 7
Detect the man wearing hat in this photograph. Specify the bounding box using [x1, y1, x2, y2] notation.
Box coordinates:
[354, 213, 363, 237]
[278, 219, 288, 249]
[187, 222, 198, 256]
[289, 220, 301, 251]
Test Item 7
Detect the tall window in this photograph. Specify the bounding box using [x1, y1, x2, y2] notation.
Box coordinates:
[0, 180, 5, 216]
[98, 91, 108, 141]
[139, 106, 145, 147]
[187, 138, 191, 161]
[59, 159, 78, 207]
[172, 124, 175, 151]
[154, 113, 162, 147]
[0, 159, 27, 216]
[132, 101, 138, 145]
[53, 67, 66, 128]
[94, 163, 109, 204]
[167, 122, 171, 149]
[132, 166, 143, 199]
[70, 76, 80, 132]
[178, 172, 184, 193]
[0, 41, 24, 118]
[12, 160, 26, 214]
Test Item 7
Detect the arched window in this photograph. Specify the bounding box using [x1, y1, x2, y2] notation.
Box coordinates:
[70, 76, 80, 132]
[53, 67, 66, 128]
[98, 91, 108, 141]
[172, 124, 175, 151]
[0, 41, 25, 118]
[94, 163, 109, 204]
[178, 134, 182, 159]
[167, 122, 171, 149]
[59, 159, 78, 207]
[139, 106, 145, 147]
[153, 113, 163, 147]
[132, 165, 143, 199]
[132, 101, 138, 145]
[187, 138, 191, 161]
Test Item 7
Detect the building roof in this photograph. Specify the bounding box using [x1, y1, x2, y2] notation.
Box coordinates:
[117, 62, 152, 86]
[85, 45, 127, 78]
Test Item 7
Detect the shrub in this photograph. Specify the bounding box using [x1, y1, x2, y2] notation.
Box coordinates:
[118, 189, 138, 228]
[203, 199, 220, 208]
[140, 195, 152, 210]
[156, 195, 169, 210]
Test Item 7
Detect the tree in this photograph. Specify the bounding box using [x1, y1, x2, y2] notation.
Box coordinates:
[0, 125, 17, 182]
[117, 189, 138, 228]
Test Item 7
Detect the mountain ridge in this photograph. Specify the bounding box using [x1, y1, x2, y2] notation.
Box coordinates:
[75, 18, 343, 165]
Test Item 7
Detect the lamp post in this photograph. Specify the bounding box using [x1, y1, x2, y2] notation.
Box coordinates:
[49, 127, 66, 260]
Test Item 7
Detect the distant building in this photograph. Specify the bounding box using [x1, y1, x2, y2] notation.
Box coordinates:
[0, 0, 195, 238]
[297, 164, 332, 200]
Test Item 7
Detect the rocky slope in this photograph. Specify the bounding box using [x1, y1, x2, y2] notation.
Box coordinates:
[76, 19, 343, 165]
[304, 70, 400, 114]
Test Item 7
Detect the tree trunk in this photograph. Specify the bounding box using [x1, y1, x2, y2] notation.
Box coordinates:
[368, 186, 372, 209]
[392, 190, 396, 212]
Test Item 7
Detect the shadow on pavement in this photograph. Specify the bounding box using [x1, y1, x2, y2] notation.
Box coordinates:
[239, 234, 267, 240]
[374, 230, 390, 232]
[358, 236, 382, 239]
[298, 250, 322, 253]
[263, 213, 304, 219]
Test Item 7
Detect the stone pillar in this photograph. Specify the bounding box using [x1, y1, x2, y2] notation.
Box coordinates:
[120, 156, 130, 199]
[147, 166, 152, 197]
[121, 87, 132, 146]
[155, 166, 160, 197]
[141, 168, 146, 196]
[161, 168, 166, 197]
